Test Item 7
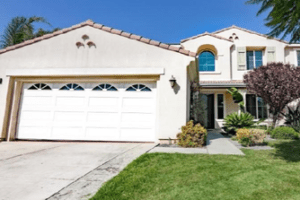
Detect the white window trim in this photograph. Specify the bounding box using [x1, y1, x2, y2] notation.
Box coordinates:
[247, 50, 263, 70]
[199, 71, 221, 75]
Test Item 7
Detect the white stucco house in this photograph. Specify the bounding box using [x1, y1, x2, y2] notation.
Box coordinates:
[0, 20, 299, 142]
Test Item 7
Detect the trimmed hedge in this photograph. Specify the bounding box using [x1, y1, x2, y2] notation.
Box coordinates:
[270, 126, 299, 140]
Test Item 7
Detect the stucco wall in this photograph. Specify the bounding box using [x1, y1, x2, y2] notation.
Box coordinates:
[181, 28, 297, 82]
[215, 28, 288, 80]
[181, 35, 233, 81]
[0, 26, 195, 141]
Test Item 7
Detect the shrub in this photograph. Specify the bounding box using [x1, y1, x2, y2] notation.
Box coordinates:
[270, 126, 299, 139]
[239, 137, 253, 147]
[236, 129, 250, 140]
[223, 112, 255, 133]
[236, 128, 266, 147]
[266, 126, 274, 135]
[177, 120, 207, 148]
[250, 129, 266, 144]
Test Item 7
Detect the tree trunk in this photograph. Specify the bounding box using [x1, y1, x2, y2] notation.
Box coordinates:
[272, 113, 278, 128]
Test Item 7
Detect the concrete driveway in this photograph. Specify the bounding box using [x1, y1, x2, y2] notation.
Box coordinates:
[0, 142, 156, 200]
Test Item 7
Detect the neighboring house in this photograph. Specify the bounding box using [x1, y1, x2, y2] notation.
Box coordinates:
[0, 20, 299, 143]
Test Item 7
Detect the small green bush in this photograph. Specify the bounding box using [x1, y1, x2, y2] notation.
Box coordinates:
[239, 137, 253, 147]
[271, 126, 299, 140]
[177, 120, 207, 148]
[223, 112, 255, 134]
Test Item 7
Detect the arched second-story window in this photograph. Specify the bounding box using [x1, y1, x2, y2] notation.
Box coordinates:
[199, 51, 215, 72]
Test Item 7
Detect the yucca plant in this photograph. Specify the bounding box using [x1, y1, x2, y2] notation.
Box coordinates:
[223, 112, 255, 134]
[284, 101, 300, 132]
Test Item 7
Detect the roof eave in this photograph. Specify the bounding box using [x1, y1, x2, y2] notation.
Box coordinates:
[0, 20, 197, 58]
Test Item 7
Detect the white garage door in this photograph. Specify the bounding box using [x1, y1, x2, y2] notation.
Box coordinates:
[17, 82, 156, 142]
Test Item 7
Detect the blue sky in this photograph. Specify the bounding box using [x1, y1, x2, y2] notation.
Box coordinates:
[0, 0, 285, 43]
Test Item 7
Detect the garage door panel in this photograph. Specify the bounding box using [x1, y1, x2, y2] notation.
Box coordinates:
[85, 128, 119, 140]
[52, 127, 84, 140]
[87, 112, 118, 122]
[22, 96, 53, 106]
[18, 127, 52, 139]
[17, 82, 156, 142]
[120, 123, 154, 129]
[122, 98, 153, 106]
[56, 97, 85, 106]
[89, 92, 120, 97]
[54, 112, 85, 121]
[20, 111, 52, 120]
[23, 91, 53, 97]
[19, 120, 51, 127]
[122, 108, 153, 113]
[120, 129, 154, 141]
[88, 97, 119, 106]
[86, 107, 119, 113]
[121, 113, 153, 122]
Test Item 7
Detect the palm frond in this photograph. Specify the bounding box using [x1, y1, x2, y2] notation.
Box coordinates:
[0, 16, 51, 49]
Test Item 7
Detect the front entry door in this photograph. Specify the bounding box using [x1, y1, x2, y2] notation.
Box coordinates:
[201, 94, 215, 129]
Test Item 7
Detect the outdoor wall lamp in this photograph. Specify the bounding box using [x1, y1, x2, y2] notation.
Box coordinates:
[0, 78, 2, 84]
[169, 76, 176, 88]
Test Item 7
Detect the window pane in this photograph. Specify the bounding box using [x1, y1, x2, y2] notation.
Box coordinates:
[257, 97, 268, 119]
[297, 51, 300, 67]
[43, 86, 51, 90]
[60, 86, 69, 90]
[74, 86, 84, 91]
[141, 87, 151, 92]
[246, 94, 257, 119]
[199, 51, 215, 71]
[255, 51, 263, 68]
[247, 51, 254, 70]
[217, 94, 224, 119]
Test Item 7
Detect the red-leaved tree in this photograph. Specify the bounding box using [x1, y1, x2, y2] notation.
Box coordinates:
[244, 63, 300, 127]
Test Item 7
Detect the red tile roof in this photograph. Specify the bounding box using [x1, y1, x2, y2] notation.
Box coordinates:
[181, 32, 233, 43]
[0, 20, 197, 57]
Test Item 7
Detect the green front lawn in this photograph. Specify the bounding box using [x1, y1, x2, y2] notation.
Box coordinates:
[91, 140, 300, 200]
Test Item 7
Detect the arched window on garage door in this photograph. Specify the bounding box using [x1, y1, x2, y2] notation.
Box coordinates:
[92, 84, 118, 91]
[126, 84, 151, 92]
[59, 83, 84, 91]
[28, 83, 51, 90]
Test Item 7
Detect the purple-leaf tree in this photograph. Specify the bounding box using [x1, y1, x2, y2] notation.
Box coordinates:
[243, 63, 300, 127]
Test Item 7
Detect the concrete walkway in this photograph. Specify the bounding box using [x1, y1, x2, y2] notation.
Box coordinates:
[207, 132, 244, 155]
[149, 131, 244, 155]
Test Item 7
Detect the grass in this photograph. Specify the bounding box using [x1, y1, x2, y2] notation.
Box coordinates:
[91, 140, 300, 200]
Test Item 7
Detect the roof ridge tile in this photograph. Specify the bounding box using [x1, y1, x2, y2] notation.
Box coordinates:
[181, 32, 233, 43]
